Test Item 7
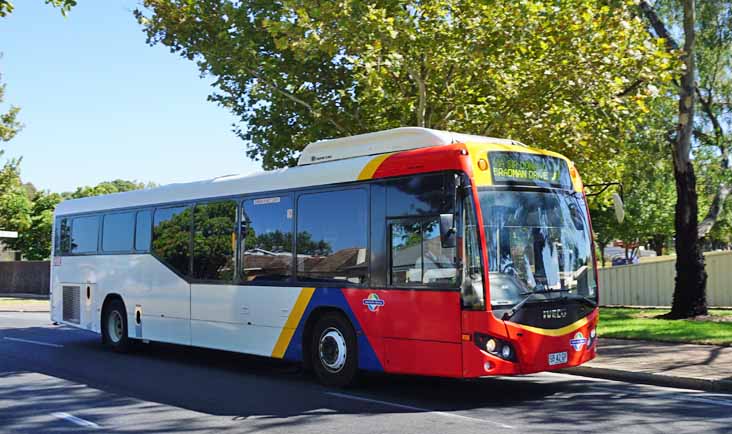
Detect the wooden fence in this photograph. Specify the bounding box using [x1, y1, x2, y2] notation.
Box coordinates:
[598, 251, 732, 307]
[0, 261, 50, 296]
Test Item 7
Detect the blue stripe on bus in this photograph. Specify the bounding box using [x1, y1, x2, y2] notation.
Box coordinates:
[283, 287, 383, 372]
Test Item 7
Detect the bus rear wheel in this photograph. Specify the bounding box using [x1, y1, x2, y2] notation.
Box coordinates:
[102, 298, 132, 353]
[310, 313, 358, 387]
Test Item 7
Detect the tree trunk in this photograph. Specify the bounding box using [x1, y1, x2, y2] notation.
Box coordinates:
[671, 162, 708, 317]
[668, 0, 708, 319]
[650, 234, 665, 257]
[598, 241, 607, 267]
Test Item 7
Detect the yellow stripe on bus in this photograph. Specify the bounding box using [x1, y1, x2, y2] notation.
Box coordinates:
[271, 287, 316, 359]
[357, 153, 393, 180]
[509, 316, 589, 337]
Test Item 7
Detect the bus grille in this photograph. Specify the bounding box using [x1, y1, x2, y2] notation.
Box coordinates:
[62, 285, 81, 324]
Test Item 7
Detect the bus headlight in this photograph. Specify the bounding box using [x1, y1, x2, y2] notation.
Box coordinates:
[474, 333, 517, 362]
[501, 344, 513, 360]
[590, 328, 597, 339]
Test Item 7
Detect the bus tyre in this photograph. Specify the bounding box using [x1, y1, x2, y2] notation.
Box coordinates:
[102, 299, 131, 353]
[311, 313, 358, 387]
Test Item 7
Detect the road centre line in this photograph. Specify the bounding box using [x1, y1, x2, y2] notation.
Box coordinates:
[52, 412, 100, 429]
[326, 391, 514, 429]
[3, 337, 63, 348]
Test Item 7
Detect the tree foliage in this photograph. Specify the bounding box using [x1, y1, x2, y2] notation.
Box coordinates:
[136, 0, 675, 181]
[3, 178, 150, 260]
[0, 0, 76, 17]
[68, 179, 153, 199]
[0, 78, 22, 144]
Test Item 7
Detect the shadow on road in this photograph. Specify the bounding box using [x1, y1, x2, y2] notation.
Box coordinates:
[1, 324, 730, 433]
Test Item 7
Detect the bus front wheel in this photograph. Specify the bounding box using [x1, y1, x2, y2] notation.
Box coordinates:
[101, 298, 132, 353]
[310, 313, 358, 387]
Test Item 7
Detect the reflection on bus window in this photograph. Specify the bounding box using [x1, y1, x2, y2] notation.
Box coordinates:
[135, 210, 152, 252]
[153, 206, 191, 276]
[296, 190, 368, 284]
[461, 195, 485, 309]
[192, 201, 237, 281]
[480, 189, 597, 307]
[391, 217, 457, 286]
[241, 196, 293, 282]
[71, 216, 99, 254]
[102, 212, 135, 252]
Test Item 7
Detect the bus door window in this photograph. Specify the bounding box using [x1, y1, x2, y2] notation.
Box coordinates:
[390, 217, 457, 287]
[241, 196, 294, 282]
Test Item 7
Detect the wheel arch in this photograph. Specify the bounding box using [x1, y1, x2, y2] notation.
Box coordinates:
[301, 305, 353, 370]
[101, 293, 126, 316]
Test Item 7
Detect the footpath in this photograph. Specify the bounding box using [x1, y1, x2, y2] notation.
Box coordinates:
[0, 294, 49, 312]
[565, 338, 732, 393]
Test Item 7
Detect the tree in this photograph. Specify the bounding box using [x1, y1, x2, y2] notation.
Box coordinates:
[9, 191, 63, 260]
[136, 0, 674, 183]
[0, 159, 31, 241]
[0, 77, 22, 145]
[638, 0, 732, 317]
[0, 0, 76, 17]
[68, 179, 153, 199]
[667, 0, 707, 318]
[5, 180, 150, 260]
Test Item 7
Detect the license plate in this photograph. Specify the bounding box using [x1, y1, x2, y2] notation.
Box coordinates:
[548, 351, 568, 366]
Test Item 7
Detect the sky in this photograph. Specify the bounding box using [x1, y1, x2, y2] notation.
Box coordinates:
[0, 0, 261, 193]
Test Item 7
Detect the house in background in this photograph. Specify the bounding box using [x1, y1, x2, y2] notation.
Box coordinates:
[0, 231, 19, 261]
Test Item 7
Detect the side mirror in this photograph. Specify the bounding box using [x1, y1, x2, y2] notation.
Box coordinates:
[612, 192, 625, 224]
[440, 213, 457, 248]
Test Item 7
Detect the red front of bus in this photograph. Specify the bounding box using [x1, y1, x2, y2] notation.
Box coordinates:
[459, 153, 600, 378]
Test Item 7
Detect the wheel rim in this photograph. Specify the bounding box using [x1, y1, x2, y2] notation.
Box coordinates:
[108, 310, 124, 343]
[318, 327, 347, 373]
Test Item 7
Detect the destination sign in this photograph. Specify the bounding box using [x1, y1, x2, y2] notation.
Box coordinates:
[488, 151, 572, 189]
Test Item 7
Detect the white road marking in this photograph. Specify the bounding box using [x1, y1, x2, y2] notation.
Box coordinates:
[51, 412, 100, 429]
[589, 385, 732, 407]
[3, 337, 63, 348]
[326, 392, 514, 429]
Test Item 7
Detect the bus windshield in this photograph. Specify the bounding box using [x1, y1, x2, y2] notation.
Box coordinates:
[479, 188, 597, 308]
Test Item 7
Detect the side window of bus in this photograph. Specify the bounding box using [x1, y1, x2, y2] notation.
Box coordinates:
[102, 212, 135, 252]
[70, 216, 100, 254]
[296, 189, 368, 285]
[135, 210, 152, 252]
[58, 218, 72, 255]
[241, 196, 294, 283]
[153, 206, 192, 276]
[192, 201, 238, 281]
[390, 217, 457, 287]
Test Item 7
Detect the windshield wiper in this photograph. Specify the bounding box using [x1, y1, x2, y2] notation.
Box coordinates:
[502, 292, 537, 321]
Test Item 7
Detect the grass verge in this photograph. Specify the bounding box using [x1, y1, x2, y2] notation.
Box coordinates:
[599, 308, 732, 346]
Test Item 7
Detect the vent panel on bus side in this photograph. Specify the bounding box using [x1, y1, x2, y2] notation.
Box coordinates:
[62, 285, 81, 324]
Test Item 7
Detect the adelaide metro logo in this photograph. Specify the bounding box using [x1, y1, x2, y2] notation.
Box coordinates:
[569, 332, 587, 351]
[362, 293, 385, 312]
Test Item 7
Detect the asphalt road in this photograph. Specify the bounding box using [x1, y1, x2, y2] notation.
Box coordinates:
[1, 312, 730, 434]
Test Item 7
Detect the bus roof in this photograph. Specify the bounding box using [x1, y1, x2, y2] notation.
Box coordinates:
[55, 127, 550, 217]
[297, 127, 521, 166]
